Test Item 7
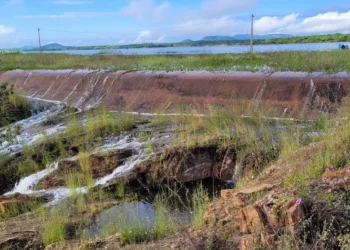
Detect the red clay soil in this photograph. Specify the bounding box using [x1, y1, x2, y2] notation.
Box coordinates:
[0, 70, 349, 117]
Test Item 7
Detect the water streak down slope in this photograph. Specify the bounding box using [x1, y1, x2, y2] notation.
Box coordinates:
[1, 70, 350, 117]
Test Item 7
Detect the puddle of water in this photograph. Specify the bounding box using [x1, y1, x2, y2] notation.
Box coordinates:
[82, 178, 230, 239]
[84, 201, 191, 239]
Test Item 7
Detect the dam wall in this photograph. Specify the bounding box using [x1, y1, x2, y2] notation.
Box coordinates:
[0, 70, 349, 117]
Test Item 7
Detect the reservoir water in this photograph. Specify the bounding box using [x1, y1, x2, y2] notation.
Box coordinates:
[26, 42, 350, 55]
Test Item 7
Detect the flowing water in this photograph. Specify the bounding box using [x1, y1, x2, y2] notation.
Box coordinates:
[0, 94, 321, 237]
[1, 97, 151, 206]
[0, 97, 65, 155]
[4, 135, 148, 204]
[6, 162, 59, 195]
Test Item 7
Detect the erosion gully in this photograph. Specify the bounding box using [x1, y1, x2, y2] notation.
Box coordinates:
[0, 97, 225, 239]
[0, 98, 315, 240]
[1, 70, 349, 245]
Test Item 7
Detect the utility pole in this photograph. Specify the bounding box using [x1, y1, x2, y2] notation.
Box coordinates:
[38, 28, 42, 53]
[250, 14, 254, 53]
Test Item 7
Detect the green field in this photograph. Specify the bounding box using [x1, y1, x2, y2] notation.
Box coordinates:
[1, 50, 350, 73]
[258, 33, 350, 45]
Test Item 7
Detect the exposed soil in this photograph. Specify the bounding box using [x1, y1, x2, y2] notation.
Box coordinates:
[1, 70, 350, 249]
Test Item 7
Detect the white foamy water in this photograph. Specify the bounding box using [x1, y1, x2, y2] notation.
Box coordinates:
[94, 155, 143, 186]
[6, 162, 59, 195]
[0, 124, 66, 155]
[44, 187, 88, 206]
[94, 136, 147, 185]
[5, 136, 147, 205]
[0, 98, 66, 155]
[97, 136, 142, 153]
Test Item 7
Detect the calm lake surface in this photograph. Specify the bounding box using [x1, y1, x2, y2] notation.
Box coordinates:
[28, 42, 350, 55]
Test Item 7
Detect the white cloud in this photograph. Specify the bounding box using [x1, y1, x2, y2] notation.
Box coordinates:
[201, 0, 258, 18]
[134, 30, 152, 43]
[254, 13, 299, 34]
[133, 30, 166, 43]
[119, 0, 170, 22]
[294, 11, 350, 33]
[254, 11, 350, 34]
[51, 0, 92, 4]
[169, 10, 350, 40]
[0, 24, 15, 36]
[173, 16, 242, 38]
[120, 0, 152, 18]
[153, 1, 170, 22]
[15, 12, 116, 19]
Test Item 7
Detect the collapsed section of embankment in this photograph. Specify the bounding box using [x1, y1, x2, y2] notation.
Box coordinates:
[0, 70, 349, 117]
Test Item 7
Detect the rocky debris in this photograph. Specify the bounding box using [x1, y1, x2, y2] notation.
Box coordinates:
[132, 145, 237, 185]
[232, 146, 279, 185]
[203, 199, 240, 234]
[89, 149, 135, 176]
[235, 168, 350, 248]
[206, 185, 303, 249]
[0, 231, 44, 250]
[311, 168, 350, 191]
[238, 191, 303, 235]
[239, 232, 276, 250]
[36, 148, 134, 189]
[221, 183, 277, 207]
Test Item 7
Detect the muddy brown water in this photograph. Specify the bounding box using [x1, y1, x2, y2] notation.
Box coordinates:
[1, 70, 350, 117]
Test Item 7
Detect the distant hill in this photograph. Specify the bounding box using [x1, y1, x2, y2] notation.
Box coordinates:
[20, 46, 36, 51]
[181, 39, 194, 43]
[41, 43, 67, 51]
[234, 34, 292, 40]
[22, 43, 74, 51]
[18, 33, 349, 52]
[202, 36, 234, 41]
[201, 34, 293, 41]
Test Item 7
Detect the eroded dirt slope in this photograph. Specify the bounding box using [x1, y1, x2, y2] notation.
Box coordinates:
[1, 70, 349, 117]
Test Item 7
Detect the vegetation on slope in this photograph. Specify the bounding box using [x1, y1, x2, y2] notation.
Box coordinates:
[1, 100, 350, 249]
[0, 83, 31, 127]
[1, 50, 350, 72]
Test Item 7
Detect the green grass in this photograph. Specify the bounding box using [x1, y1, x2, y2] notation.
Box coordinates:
[283, 112, 350, 195]
[0, 200, 41, 220]
[151, 193, 177, 238]
[115, 179, 126, 198]
[41, 208, 66, 246]
[1, 51, 350, 73]
[118, 209, 149, 245]
[0, 83, 31, 144]
[191, 184, 210, 229]
[261, 33, 350, 45]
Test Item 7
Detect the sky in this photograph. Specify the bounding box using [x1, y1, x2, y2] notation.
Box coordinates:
[0, 0, 350, 48]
